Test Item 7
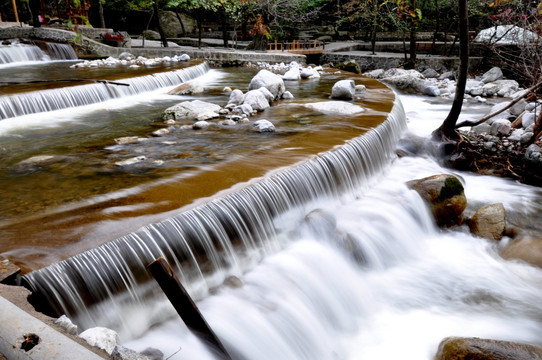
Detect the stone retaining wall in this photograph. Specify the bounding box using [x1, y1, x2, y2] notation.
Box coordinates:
[0, 26, 306, 65]
[321, 52, 483, 72]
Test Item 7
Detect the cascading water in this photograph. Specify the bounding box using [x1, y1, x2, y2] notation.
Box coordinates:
[23, 97, 406, 335]
[0, 42, 49, 64]
[45, 42, 78, 60]
[0, 62, 210, 120]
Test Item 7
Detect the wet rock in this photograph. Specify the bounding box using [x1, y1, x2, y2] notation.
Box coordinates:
[522, 112, 536, 129]
[283, 67, 300, 81]
[469, 203, 506, 241]
[79, 327, 120, 355]
[248, 69, 285, 100]
[253, 119, 275, 133]
[423, 85, 440, 97]
[54, 315, 78, 335]
[302, 209, 337, 239]
[232, 103, 254, 116]
[407, 174, 467, 226]
[481, 66, 503, 83]
[228, 89, 244, 105]
[304, 101, 365, 115]
[282, 91, 294, 99]
[115, 156, 147, 166]
[300, 67, 320, 79]
[396, 133, 426, 157]
[331, 80, 356, 100]
[141, 348, 164, 360]
[111, 345, 150, 360]
[435, 336, 542, 360]
[219, 119, 236, 126]
[167, 80, 203, 95]
[163, 100, 221, 121]
[258, 87, 275, 103]
[192, 121, 210, 130]
[501, 236, 542, 269]
[363, 69, 385, 78]
[243, 90, 270, 111]
[152, 128, 170, 137]
[335, 59, 361, 74]
[114, 136, 141, 145]
[355, 84, 366, 93]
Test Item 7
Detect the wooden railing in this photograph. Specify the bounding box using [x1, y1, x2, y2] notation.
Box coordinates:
[268, 39, 326, 54]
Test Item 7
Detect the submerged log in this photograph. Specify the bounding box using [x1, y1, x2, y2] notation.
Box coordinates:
[147, 257, 232, 359]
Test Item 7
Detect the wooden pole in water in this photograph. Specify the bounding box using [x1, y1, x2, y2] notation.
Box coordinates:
[147, 257, 232, 360]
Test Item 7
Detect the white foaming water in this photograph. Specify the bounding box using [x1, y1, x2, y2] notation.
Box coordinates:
[121, 94, 542, 359]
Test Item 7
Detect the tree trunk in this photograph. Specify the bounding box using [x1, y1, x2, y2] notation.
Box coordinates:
[432, 0, 469, 141]
[221, 8, 228, 48]
[175, 11, 186, 36]
[431, 0, 439, 55]
[197, 18, 203, 48]
[153, 1, 168, 48]
[370, 0, 378, 54]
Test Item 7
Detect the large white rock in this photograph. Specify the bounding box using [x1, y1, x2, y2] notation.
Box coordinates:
[253, 119, 275, 132]
[79, 327, 120, 355]
[304, 101, 365, 115]
[331, 80, 356, 100]
[481, 67, 503, 83]
[248, 69, 285, 100]
[258, 87, 275, 103]
[243, 90, 270, 111]
[473, 25, 539, 45]
[228, 89, 244, 105]
[283, 67, 301, 81]
[163, 100, 222, 121]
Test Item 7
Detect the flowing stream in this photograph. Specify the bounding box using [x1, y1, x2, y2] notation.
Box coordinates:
[1, 44, 542, 359]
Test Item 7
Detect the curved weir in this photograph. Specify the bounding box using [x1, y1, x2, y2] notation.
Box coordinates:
[0, 62, 210, 119]
[24, 96, 406, 333]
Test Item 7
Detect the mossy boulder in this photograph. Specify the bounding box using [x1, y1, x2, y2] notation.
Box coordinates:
[435, 337, 542, 360]
[407, 174, 466, 226]
[335, 60, 361, 74]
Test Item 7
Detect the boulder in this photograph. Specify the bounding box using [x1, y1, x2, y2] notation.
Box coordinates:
[111, 345, 150, 360]
[283, 67, 301, 81]
[501, 236, 542, 269]
[243, 90, 270, 111]
[54, 315, 78, 335]
[79, 327, 120, 355]
[228, 89, 244, 105]
[281, 91, 294, 99]
[232, 103, 254, 116]
[468, 203, 506, 241]
[522, 112, 536, 129]
[300, 67, 320, 79]
[510, 99, 528, 116]
[472, 123, 491, 135]
[163, 100, 222, 121]
[304, 101, 365, 115]
[407, 174, 467, 226]
[258, 87, 275, 103]
[490, 119, 511, 136]
[335, 59, 361, 74]
[331, 80, 356, 100]
[253, 119, 275, 132]
[421, 68, 439, 78]
[248, 69, 285, 100]
[192, 120, 210, 129]
[481, 67, 504, 83]
[167, 80, 203, 95]
[435, 337, 542, 360]
[363, 69, 385, 78]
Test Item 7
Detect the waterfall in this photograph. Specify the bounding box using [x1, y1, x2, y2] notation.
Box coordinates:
[45, 43, 78, 60]
[23, 97, 407, 337]
[0, 62, 210, 120]
[0, 43, 49, 64]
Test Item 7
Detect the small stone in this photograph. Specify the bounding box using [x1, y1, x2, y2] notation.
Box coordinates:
[253, 119, 275, 133]
[281, 91, 294, 99]
[152, 128, 170, 137]
[79, 327, 120, 355]
[54, 315, 78, 335]
[193, 121, 210, 130]
[115, 156, 146, 166]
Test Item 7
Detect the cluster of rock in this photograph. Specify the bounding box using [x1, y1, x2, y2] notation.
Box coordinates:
[255, 61, 323, 80]
[364, 65, 520, 100]
[407, 173, 542, 359]
[69, 52, 190, 69]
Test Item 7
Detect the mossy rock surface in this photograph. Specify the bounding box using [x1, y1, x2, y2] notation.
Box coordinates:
[407, 174, 466, 226]
[335, 60, 361, 74]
